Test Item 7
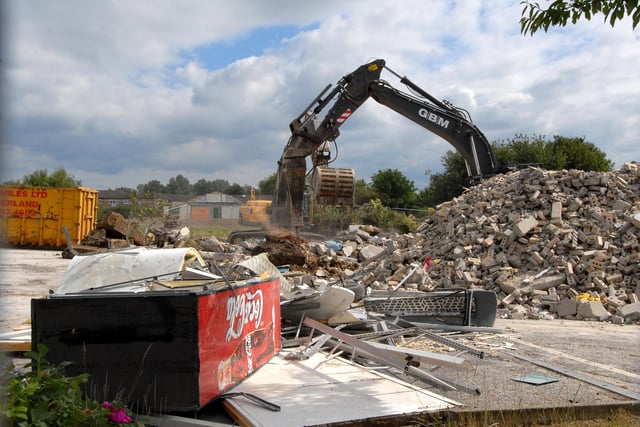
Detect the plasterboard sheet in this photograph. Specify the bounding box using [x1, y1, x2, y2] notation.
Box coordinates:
[222, 351, 458, 427]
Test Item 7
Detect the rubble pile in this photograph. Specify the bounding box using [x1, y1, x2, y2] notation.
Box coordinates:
[414, 163, 640, 323]
[71, 212, 190, 257]
[252, 229, 314, 268]
[63, 212, 146, 257]
[195, 163, 640, 323]
[75, 211, 148, 249]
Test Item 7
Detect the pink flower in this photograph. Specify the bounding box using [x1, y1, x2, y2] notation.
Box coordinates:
[108, 407, 133, 424]
[101, 401, 133, 424]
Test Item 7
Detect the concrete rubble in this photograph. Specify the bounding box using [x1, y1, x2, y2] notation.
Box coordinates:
[196, 162, 640, 324]
[66, 211, 190, 257]
[413, 162, 640, 323]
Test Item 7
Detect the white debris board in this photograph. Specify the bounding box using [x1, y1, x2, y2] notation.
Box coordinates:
[222, 351, 458, 427]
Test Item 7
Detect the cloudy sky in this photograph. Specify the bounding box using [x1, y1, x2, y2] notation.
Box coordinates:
[1, 1, 638, 192]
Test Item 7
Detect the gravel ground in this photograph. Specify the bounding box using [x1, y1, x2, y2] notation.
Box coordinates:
[1, 248, 639, 421]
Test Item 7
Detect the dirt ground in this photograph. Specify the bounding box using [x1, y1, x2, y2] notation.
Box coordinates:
[1, 248, 639, 421]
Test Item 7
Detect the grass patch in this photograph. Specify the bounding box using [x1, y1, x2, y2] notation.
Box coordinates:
[187, 224, 258, 240]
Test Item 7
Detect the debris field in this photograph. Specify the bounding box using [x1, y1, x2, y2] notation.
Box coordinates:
[193, 162, 640, 325]
[71, 162, 640, 324]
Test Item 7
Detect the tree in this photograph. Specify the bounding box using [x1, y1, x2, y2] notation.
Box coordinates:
[258, 174, 277, 196]
[225, 183, 249, 195]
[353, 199, 419, 233]
[193, 178, 215, 195]
[520, 0, 640, 36]
[129, 190, 171, 228]
[418, 150, 469, 208]
[491, 133, 548, 168]
[545, 135, 614, 171]
[19, 167, 81, 188]
[137, 180, 165, 195]
[209, 179, 231, 193]
[492, 134, 613, 171]
[191, 178, 234, 194]
[354, 178, 377, 206]
[165, 174, 191, 195]
[370, 169, 417, 208]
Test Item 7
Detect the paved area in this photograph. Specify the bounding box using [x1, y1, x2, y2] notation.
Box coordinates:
[0, 248, 70, 332]
[415, 317, 640, 411]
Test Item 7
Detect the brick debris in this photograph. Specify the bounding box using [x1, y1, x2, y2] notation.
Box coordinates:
[197, 162, 640, 323]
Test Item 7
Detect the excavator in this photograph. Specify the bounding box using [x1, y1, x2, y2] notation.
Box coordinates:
[228, 59, 498, 243]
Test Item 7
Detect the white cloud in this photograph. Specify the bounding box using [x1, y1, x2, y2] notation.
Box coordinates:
[2, 0, 638, 193]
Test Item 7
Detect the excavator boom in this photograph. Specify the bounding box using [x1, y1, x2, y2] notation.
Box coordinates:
[369, 77, 497, 179]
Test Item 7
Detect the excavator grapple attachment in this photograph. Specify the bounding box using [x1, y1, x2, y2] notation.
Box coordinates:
[311, 167, 356, 207]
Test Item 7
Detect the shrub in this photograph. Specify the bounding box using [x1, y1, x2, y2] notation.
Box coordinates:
[2, 344, 143, 426]
[353, 199, 419, 233]
[313, 205, 355, 234]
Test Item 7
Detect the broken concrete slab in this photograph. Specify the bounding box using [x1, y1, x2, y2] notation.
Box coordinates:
[514, 215, 538, 237]
[555, 298, 578, 317]
[616, 301, 640, 321]
[358, 244, 386, 262]
[576, 300, 611, 321]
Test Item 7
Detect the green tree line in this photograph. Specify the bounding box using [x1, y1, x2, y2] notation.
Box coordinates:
[136, 175, 253, 196]
[419, 134, 613, 207]
[1, 170, 255, 197]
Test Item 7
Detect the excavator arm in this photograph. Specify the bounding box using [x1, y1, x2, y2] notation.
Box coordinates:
[271, 59, 497, 232]
[271, 60, 386, 229]
[368, 76, 497, 179]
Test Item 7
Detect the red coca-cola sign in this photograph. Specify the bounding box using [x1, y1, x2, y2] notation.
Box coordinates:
[197, 279, 281, 406]
[225, 289, 263, 342]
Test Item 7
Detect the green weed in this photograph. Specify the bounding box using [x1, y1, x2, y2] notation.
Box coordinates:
[1, 344, 144, 426]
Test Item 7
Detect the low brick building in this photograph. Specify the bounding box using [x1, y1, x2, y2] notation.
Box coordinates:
[166, 192, 243, 224]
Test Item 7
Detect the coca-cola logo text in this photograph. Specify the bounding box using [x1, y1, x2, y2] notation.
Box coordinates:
[225, 289, 263, 342]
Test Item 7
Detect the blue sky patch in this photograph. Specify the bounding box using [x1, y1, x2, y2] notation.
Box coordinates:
[191, 25, 307, 70]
